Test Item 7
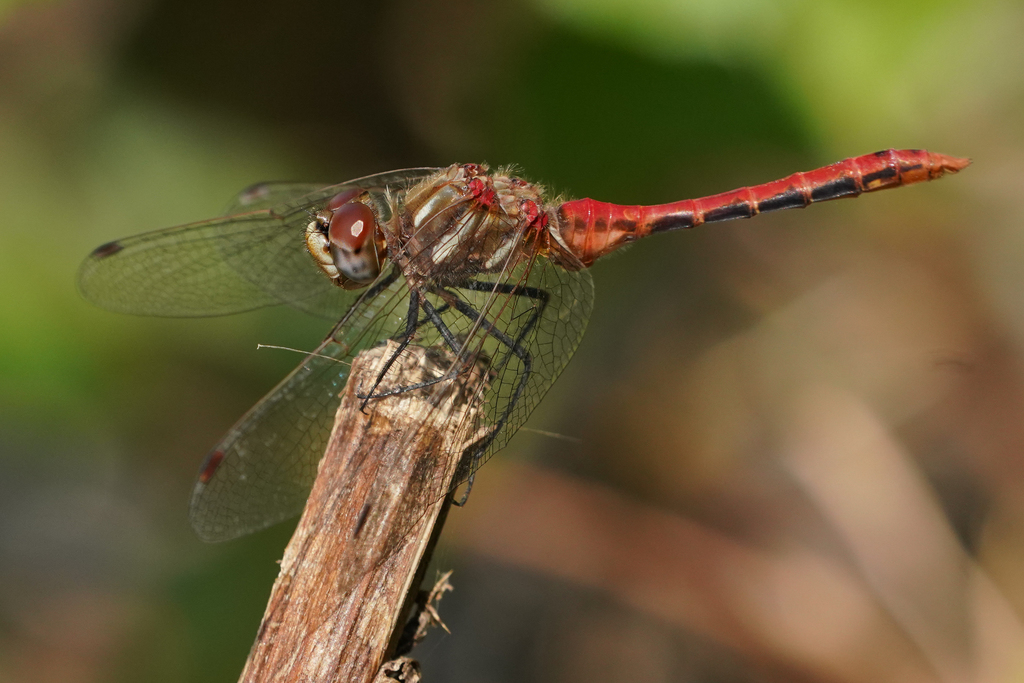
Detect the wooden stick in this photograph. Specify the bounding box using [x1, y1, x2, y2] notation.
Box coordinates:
[238, 340, 488, 683]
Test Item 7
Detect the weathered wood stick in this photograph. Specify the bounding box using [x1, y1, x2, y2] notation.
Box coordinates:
[238, 341, 488, 683]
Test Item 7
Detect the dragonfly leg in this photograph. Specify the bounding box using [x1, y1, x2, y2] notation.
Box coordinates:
[436, 286, 533, 415]
[434, 282, 550, 493]
[454, 472, 475, 507]
[418, 296, 462, 353]
[354, 263, 511, 406]
[455, 280, 549, 366]
[371, 281, 548, 441]
[356, 289, 421, 410]
[355, 296, 472, 401]
[357, 277, 552, 506]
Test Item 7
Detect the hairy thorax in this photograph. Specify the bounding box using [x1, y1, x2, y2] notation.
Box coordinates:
[390, 164, 553, 286]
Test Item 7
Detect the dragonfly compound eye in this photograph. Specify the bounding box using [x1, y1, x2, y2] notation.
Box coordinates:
[328, 201, 382, 283]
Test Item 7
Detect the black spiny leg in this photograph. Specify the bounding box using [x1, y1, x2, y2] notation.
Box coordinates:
[357, 296, 472, 400]
[354, 275, 552, 506]
[418, 297, 462, 354]
[432, 281, 549, 504]
[356, 288, 421, 410]
[356, 281, 547, 410]
[455, 280, 549, 368]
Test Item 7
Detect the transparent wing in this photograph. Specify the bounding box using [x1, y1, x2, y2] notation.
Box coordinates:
[78, 210, 339, 317]
[224, 182, 327, 214]
[78, 168, 439, 318]
[267, 168, 438, 220]
[223, 168, 439, 217]
[188, 252, 593, 542]
[421, 254, 594, 484]
[189, 269, 412, 541]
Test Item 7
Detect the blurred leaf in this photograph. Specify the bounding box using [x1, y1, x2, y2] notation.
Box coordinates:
[529, 0, 1006, 149]
[0, 0, 44, 23]
[0, 90, 305, 422]
[481, 28, 811, 200]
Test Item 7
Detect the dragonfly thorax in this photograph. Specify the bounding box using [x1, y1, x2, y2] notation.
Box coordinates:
[394, 164, 550, 285]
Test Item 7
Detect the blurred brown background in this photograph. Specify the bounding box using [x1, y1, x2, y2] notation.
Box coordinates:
[0, 0, 1017, 681]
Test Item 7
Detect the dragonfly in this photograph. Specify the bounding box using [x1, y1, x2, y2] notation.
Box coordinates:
[79, 149, 969, 542]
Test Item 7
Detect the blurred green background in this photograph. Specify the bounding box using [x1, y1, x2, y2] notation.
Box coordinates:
[0, 0, 1018, 681]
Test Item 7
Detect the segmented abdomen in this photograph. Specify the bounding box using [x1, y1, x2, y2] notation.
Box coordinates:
[554, 149, 970, 267]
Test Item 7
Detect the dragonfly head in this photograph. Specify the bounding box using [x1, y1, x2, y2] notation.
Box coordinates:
[305, 189, 386, 289]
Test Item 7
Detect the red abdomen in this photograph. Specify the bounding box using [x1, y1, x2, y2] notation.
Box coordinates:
[553, 149, 970, 267]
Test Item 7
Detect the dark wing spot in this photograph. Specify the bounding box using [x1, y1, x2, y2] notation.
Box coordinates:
[236, 183, 272, 207]
[198, 450, 225, 484]
[91, 241, 124, 259]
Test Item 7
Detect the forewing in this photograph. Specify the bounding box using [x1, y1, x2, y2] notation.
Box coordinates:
[78, 211, 334, 317]
[222, 168, 438, 216]
[224, 182, 326, 214]
[189, 270, 412, 541]
[79, 168, 439, 319]
[266, 168, 438, 220]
